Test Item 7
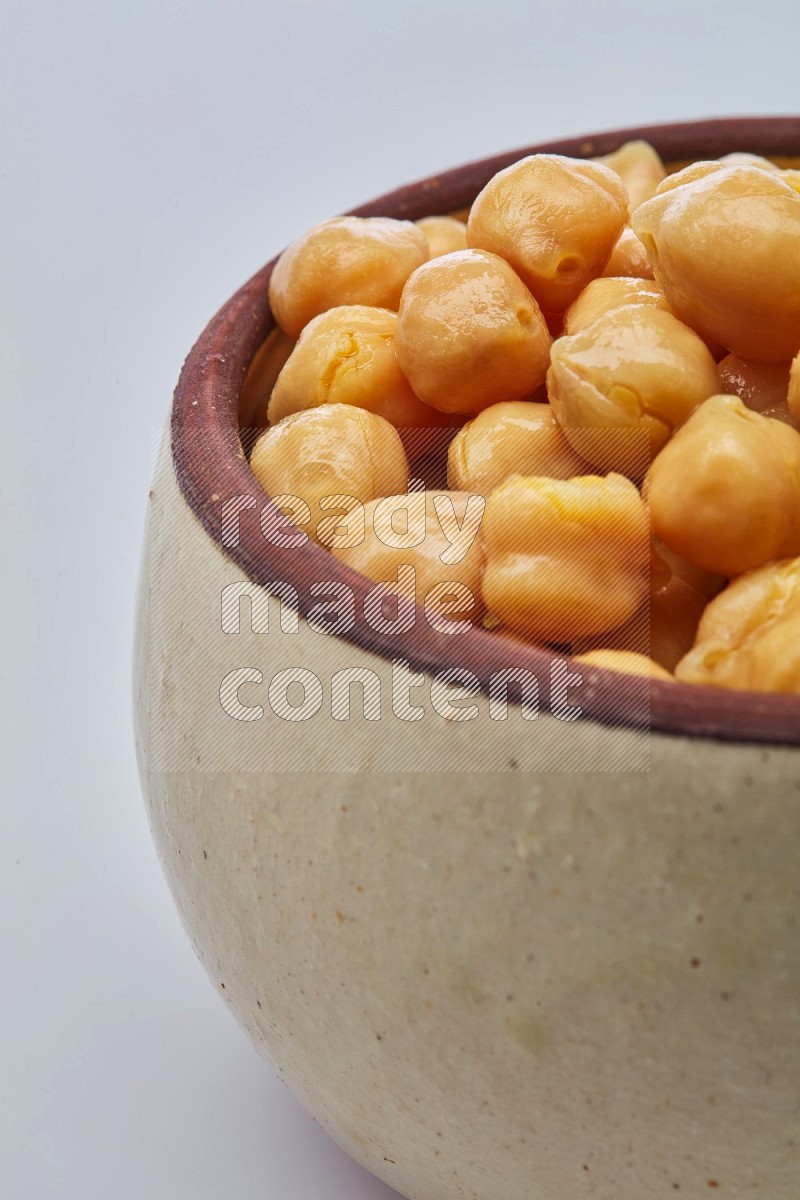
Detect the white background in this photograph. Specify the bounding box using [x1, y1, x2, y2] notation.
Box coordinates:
[3, 1, 798, 1197]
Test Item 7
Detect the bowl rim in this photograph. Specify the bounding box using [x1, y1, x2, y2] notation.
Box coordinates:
[171, 115, 800, 747]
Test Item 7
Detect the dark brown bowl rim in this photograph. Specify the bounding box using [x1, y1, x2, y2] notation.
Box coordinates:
[171, 116, 800, 748]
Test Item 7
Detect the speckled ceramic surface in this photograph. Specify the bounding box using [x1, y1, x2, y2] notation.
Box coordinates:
[134, 119, 800, 1198]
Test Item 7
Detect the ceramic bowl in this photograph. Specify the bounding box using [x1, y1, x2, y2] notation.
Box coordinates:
[134, 117, 800, 1199]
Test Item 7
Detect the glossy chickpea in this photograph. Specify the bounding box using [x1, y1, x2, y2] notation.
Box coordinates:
[415, 215, 468, 258]
[447, 401, 588, 495]
[563, 277, 670, 336]
[466, 154, 628, 312]
[596, 140, 666, 209]
[250, 406, 409, 546]
[631, 165, 800, 363]
[573, 551, 707, 673]
[573, 544, 710, 676]
[547, 305, 719, 478]
[648, 160, 724, 197]
[602, 227, 655, 279]
[675, 557, 800, 693]
[331, 490, 486, 625]
[395, 250, 551, 414]
[719, 151, 780, 172]
[573, 649, 672, 681]
[647, 394, 800, 577]
[652, 537, 726, 602]
[268, 216, 428, 337]
[481, 473, 649, 642]
[268, 306, 453, 430]
[239, 328, 296, 427]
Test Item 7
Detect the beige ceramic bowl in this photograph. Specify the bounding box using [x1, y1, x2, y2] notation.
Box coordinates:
[134, 118, 800, 1199]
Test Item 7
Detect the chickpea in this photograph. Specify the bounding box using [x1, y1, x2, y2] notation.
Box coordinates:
[447, 401, 588, 495]
[602, 227, 655, 279]
[648, 160, 724, 197]
[268, 305, 453, 430]
[717, 353, 791, 419]
[675, 557, 800, 693]
[466, 154, 628, 312]
[631, 165, 800, 363]
[573, 550, 707, 673]
[239, 328, 296, 427]
[268, 216, 428, 337]
[719, 151, 780, 173]
[547, 305, 719, 478]
[596, 140, 666, 209]
[652, 537, 726, 601]
[573, 649, 672, 681]
[250, 406, 408, 545]
[563, 276, 670, 336]
[395, 250, 551, 414]
[416, 215, 468, 258]
[481, 473, 649, 642]
[646, 394, 800, 577]
[331, 490, 486, 625]
[789, 351, 800, 426]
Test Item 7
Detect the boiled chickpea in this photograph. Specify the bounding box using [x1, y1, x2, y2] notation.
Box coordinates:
[395, 250, 551, 414]
[268, 216, 428, 337]
[675, 557, 800, 693]
[573, 649, 672, 681]
[268, 306, 452, 429]
[647, 395, 800, 577]
[547, 305, 719, 478]
[631, 165, 800, 363]
[648, 160, 724, 197]
[602, 227, 655, 279]
[416, 215, 468, 258]
[652, 537, 726, 601]
[239, 328, 296, 427]
[563, 277, 670, 336]
[481, 473, 649, 642]
[447, 401, 587, 495]
[331, 490, 485, 625]
[719, 152, 780, 172]
[467, 154, 628, 312]
[596, 140, 666, 208]
[250, 406, 408, 545]
[573, 567, 707, 673]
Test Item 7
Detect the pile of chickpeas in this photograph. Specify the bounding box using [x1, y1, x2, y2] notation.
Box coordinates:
[243, 141, 800, 695]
